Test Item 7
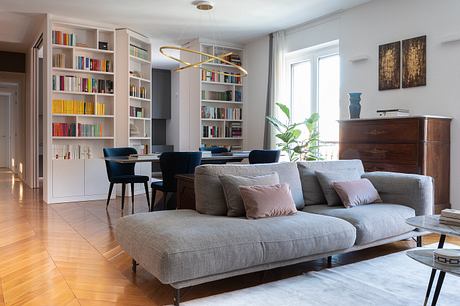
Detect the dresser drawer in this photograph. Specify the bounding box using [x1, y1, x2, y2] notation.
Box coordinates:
[340, 143, 418, 164]
[340, 119, 420, 143]
[363, 162, 420, 174]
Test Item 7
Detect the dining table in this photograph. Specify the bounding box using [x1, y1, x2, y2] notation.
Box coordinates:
[104, 151, 250, 164]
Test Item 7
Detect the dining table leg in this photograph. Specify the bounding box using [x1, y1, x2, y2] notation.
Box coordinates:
[423, 234, 446, 306]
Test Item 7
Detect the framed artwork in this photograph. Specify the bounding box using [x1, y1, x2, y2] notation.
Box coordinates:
[402, 35, 426, 88]
[379, 41, 401, 90]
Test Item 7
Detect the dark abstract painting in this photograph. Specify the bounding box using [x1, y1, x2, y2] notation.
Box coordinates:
[379, 41, 401, 90]
[402, 35, 426, 88]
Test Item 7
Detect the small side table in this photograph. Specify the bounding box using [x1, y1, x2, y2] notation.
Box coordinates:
[406, 215, 460, 306]
[176, 174, 196, 210]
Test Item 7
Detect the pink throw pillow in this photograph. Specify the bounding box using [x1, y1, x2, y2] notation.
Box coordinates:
[332, 179, 382, 208]
[239, 183, 297, 219]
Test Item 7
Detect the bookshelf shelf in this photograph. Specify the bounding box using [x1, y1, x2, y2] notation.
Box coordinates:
[129, 75, 151, 83]
[129, 116, 151, 121]
[201, 81, 242, 86]
[129, 96, 150, 102]
[201, 99, 243, 104]
[129, 137, 151, 140]
[201, 118, 243, 122]
[202, 62, 240, 69]
[201, 137, 243, 140]
[52, 67, 114, 76]
[129, 54, 151, 64]
[52, 44, 115, 54]
[47, 21, 117, 203]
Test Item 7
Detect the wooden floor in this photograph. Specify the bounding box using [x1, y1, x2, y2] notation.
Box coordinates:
[0, 168, 458, 305]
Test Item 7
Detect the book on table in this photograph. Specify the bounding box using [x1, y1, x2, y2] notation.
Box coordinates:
[441, 209, 460, 220]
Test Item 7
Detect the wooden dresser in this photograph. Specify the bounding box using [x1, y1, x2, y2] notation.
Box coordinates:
[339, 116, 451, 213]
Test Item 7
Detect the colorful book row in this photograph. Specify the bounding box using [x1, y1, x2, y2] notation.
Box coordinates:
[76, 56, 113, 72]
[52, 75, 114, 94]
[201, 106, 242, 120]
[130, 44, 149, 60]
[52, 123, 104, 137]
[201, 70, 241, 84]
[52, 99, 106, 115]
[52, 30, 76, 46]
[53, 54, 66, 68]
[130, 106, 145, 118]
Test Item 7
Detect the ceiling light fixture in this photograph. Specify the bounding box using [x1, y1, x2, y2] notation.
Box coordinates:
[159, 0, 248, 77]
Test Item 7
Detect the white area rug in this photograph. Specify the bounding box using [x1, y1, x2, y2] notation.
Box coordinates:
[182, 244, 460, 306]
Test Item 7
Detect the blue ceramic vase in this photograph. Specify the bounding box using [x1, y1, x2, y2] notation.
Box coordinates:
[348, 92, 362, 119]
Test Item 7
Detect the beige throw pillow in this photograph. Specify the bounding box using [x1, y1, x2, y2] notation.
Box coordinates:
[332, 179, 382, 208]
[239, 183, 297, 219]
[219, 173, 280, 217]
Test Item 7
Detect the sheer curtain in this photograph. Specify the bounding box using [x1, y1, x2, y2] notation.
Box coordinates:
[264, 30, 286, 149]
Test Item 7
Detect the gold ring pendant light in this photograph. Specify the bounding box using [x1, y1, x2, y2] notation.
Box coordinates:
[160, 1, 248, 77]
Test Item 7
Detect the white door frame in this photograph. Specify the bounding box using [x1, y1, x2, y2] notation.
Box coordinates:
[0, 93, 11, 169]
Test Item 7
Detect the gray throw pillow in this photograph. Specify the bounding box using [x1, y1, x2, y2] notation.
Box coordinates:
[315, 170, 362, 206]
[219, 173, 280, 217]
[297, 165, 327, 205]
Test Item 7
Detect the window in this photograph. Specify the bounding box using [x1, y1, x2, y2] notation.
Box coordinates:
[285, 41, 340, 159]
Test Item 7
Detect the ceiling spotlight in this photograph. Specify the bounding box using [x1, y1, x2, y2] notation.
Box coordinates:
[194, 0, 214, 11]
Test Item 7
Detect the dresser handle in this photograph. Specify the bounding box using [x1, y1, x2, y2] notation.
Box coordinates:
[366, 129, 387, 136]
[365, 148, 388, 154]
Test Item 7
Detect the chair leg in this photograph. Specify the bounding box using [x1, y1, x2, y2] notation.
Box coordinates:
[131, 183, 135, 214]
[106, 182, 114, 209]
[132, 259, 138, 273]
[164, 191, 168, 210]
[173, 288, 181, 306]
[417, 236, 423, 247]
[144, 182, 150, 211]
[121, 183, 126, 210]
[151, 189, 157, 212]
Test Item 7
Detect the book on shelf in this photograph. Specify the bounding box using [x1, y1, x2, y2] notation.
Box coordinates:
[129, 44, 149, 60]
[52, 30, 76, 46]
[201, 70, 241, 84]
[377, 109, 410, 117]
[202, 125, 223, 138]
[52, 75, 114, 94]
[52, 99, 105, 115]
[76, 56, 112, 72]
[130, 106, 145, 118]
[52, 123, 104, 137]
[235, 90, 242, 102]
[53, 144, 93, 160]
[52, 53, 66, 68]
[225, 122, 242, 138]
[201, 106, 242, 120]
[201, 90, 232, 101]
[132, 144, 150, 155]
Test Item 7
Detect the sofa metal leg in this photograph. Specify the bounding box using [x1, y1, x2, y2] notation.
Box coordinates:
[132, 259, 138, 273]
[417, 236, 423, 247]
[173, 288, 181, 306]
[327, 256, 332, 268]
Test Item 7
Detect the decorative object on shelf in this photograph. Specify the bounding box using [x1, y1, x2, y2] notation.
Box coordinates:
[130, 84, 138, 97]
[434, 249, 460, 266]
[139, 86, 147, 99]
[130, 122, 141, 137]
[266, 103, 321, 162]
[98, 41, 108, 50]
[348, 92, 362, 119]
[159, 0, 248, 78]
[379, 41, 401, 90]
[402, 35, 426, 88]
[377, 108, 409, 117]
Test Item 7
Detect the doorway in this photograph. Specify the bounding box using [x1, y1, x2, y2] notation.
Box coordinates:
[31, 35, 44, 188]
[0, 95, 10, 168]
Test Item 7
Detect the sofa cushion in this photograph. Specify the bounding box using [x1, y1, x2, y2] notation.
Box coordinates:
[316, 170, 362, 206]
[220, 173, 280, 217]
[115, 210, 356, 284]
[303, 204, 415, 245]
[297, 160, 365, 206]
[332, 179, 382, 208]
[240, 183, 297, 219]
[195, 162, 304, 215]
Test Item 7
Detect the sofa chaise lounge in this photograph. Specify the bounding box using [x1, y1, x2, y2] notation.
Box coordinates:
[115, 160, 434, 305]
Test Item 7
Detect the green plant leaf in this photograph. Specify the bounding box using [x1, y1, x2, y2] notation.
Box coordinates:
[276, 103, 291, 120]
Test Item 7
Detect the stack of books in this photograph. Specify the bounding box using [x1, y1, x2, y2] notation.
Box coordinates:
[376, 109, 410, 117]
[440, 209, 460, 226]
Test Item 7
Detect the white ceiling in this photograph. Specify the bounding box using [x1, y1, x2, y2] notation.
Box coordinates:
[0, 0, 371, 68]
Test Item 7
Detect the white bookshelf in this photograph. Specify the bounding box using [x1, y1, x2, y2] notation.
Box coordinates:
[115, 29, 152, 195]
[199, 42, 245, 151]
[47, 21, 116, 203]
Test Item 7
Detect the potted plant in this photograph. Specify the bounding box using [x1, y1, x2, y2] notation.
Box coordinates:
[266, 103, 322, 162]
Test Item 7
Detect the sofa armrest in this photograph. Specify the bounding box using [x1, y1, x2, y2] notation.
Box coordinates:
[362, 172, 434, 216]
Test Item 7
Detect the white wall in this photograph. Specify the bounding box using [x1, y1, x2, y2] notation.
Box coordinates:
[244, 35, 270, 150]
[244, 0, 460, 208]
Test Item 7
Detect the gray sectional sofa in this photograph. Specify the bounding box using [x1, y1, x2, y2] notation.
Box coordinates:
[115, 160, 434, 305]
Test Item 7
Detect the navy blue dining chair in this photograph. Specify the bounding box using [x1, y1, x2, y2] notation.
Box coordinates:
[248, 149, 281, 164]
[103, 147, 150, 214]
[151, 152, 202, 211]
